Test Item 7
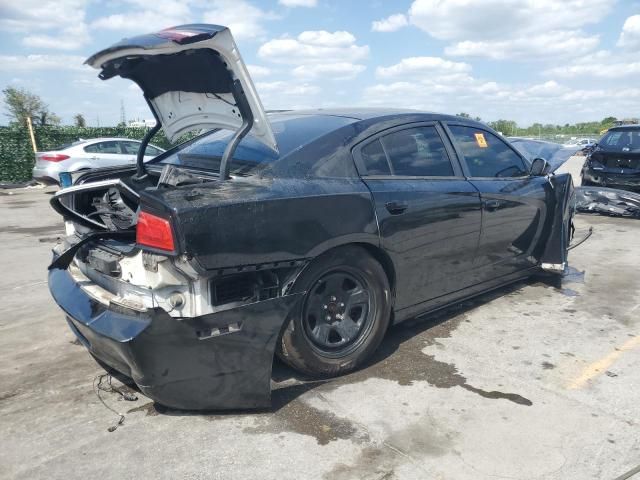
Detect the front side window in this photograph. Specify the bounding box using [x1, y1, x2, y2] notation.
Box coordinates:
[84, 141, 120, 154]
[449, 125, 527, 178]
[380, 126, 454, 177]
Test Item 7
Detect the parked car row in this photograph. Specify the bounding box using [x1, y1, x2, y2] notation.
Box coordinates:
[32, 137, 165, 185]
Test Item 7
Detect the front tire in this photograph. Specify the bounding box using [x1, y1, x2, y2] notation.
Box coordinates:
[277, 246, 391, 377]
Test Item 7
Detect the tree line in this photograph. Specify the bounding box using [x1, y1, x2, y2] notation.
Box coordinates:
[457, 112, 634, 136]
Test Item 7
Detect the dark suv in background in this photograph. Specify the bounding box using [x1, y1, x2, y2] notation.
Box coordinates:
[582, 125, 640, 191]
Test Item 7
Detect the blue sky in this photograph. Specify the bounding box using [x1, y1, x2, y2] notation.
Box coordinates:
[0, 0, 638, 127]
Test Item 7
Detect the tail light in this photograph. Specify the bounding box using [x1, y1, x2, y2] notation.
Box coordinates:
[136, 211, 175, 252]
[40, 153, 70, 162]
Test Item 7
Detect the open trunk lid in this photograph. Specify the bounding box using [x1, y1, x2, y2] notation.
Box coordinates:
[85, 24, 277, 151]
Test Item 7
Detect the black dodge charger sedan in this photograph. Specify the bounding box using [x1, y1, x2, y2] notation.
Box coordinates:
[48, 24, 574, 410]
[582, 125, 640, 191]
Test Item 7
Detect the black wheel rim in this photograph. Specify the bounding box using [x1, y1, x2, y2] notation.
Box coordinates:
[302, 269, 374, 356]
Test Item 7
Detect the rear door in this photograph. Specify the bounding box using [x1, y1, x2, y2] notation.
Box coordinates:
[354, 122, 482, 310]
[83, 141, 128, 168]
[444, 123, 549, 279]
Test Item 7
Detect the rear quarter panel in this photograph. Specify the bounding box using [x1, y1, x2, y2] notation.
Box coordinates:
[141, 176, 380, 270]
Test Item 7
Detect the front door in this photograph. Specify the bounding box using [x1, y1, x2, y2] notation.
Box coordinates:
[445, 124, 549, 279]
[355, 123, 482, 310]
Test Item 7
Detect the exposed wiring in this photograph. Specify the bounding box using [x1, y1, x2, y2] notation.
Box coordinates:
[93, 373, 138, 432]
[210, 92, 236, 107]
[568, 226, 593, 251]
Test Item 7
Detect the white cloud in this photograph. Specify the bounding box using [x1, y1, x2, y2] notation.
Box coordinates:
[246, 65, 272, 78]
[256, 81, 320, 96]
[202, 0, 279, 40]
[258, 30, 369, 64]
[255, 80, 322, 110]
[371, 14, 408, 32]
[617, 15, 640, 49]
[292, 62, 365, 79]
[22, 24, 90, 50]
[1, 0, 90, 50]
[278, 0, 317, 7]
[0, 55, 88, 72]
[406, 0, 612, 60]
[546, 60, 640, 78]
[0, 0, 88, 31]
[362, 51, 640, 125]
[445, 30, 600, 60]
[91, 0, 192, 32]
[376, 56, 471, 78]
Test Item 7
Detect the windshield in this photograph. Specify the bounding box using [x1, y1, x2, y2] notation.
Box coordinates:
[599, 129, 640, 152]
[152, 114, 356, 175]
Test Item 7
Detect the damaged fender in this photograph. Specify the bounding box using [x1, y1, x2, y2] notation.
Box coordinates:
[540, 173, 575, 272]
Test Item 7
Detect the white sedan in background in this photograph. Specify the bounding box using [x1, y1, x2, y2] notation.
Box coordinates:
[32, 137, 165, 185]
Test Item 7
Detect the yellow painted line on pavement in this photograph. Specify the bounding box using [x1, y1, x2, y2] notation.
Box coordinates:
[567, 335, 640, 390]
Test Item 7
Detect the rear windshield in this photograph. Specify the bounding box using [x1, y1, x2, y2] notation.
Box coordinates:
[152, 114, 356, 175]
[600, 129, 640, 152]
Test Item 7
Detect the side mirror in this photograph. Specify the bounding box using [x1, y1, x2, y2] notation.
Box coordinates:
[530, 157, 549, 176]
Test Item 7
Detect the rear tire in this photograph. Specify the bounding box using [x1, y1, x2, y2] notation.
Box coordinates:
[277, 246, 391, 377]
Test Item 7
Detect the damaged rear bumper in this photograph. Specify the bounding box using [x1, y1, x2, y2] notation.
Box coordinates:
[49, 266, 303, 410]
[582, 170, 640, 192]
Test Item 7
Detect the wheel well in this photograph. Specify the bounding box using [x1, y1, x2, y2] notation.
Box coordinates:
[291, 243, 397, 302]
[354, 243, 396, 300]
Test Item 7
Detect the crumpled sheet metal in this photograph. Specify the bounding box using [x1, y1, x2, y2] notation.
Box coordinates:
[575, 186, 640, 218]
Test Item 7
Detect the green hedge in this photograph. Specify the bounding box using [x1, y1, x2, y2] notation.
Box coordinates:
[0, 126, 175, 182]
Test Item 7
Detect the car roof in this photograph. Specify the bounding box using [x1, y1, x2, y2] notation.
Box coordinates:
[79, 137, 143, 143]
[268, 108, 478, 125]
[607, 125, 640, 131]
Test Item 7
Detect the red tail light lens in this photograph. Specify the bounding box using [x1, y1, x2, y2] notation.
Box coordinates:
[136, 211, 175, 252]
[41, 153, 70, 162]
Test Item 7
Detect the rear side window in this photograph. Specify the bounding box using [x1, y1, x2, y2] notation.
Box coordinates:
[360, 139, 390, 175]
[381, 126, 454, 177]
[84, 141, 120, 154]
[449, 126, 527, 178]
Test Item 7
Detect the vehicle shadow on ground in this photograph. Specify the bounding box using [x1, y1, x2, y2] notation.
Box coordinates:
[125, 274, 570, 419]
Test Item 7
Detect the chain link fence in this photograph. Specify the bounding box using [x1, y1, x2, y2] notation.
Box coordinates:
[0, 126, 174, 182]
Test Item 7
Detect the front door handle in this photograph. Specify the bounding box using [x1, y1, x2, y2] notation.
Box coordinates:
[483, 199, 502, 211]
[385, 201, 408, 215]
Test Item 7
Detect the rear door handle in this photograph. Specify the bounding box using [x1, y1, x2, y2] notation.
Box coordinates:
[385, 201, 408, 215]
[483, 199, 502, 211]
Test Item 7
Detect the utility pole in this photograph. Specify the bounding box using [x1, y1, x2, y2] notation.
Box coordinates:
[26, 117, 37, 153]
[120, 99, 126, 125]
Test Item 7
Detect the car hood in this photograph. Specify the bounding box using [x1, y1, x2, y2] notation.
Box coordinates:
[508, 138, 576, 172]
[85, 24, 277, 151]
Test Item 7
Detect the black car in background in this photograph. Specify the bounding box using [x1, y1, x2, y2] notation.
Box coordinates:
[47, 24, 575, 410]
[582, 126, 640, 191]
